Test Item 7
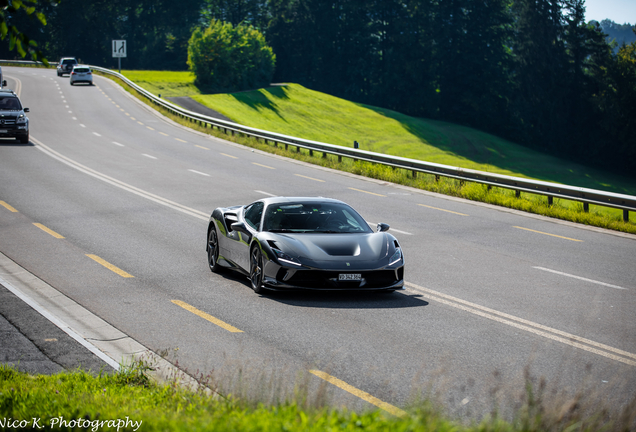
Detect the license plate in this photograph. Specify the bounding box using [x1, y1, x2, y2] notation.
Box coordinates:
[339, 273, 361, 281]
[0, 130, 7, 133]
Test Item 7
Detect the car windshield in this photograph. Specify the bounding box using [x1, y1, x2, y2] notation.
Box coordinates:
[63, 59, 77, 64]
[74, 68, 90, 73]
[264, 202, 372, 234]
[0, 97, 21, 110]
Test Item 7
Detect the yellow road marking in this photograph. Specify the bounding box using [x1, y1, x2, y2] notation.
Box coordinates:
[86, 254, 134, 278]
[348, 187, 385, 197]
[130, 117, 136, 120]
[146, 126, 155, 131]
[405, 282, 636, 366]
[175, 138, 187, 143]
[253, 162, 274, 169]
[0, 201, 18, 212]
[171, 300, 243, 333]
[160, 132, 169, 137]
[513, 226, 583, 242]
[33, 223, 64, 239]
[417, 203, 468, 216]
[195, 145, 209, 150]
[125, 112, 130, 116]
[137, 121, 144, 126]
[295, 174, 325, 182]
[221, 153, 237, 159]
[309, 370, 407, 418]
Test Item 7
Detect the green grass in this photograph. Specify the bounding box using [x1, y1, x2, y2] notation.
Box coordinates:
[101, 70, 636, 233]
[2, 363, 634, 432]
[121, 70, 199, 97]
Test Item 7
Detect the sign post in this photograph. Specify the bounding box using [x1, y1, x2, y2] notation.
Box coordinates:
[112, 40, 127, 73]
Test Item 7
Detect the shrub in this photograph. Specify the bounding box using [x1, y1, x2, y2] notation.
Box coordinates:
[187, 20, 275, 93]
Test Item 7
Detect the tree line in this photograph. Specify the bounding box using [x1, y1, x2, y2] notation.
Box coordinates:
[2, 0, 635, 176]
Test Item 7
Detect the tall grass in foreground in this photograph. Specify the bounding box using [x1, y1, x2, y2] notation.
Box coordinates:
[1, 363, 634, 431]
[98, 72, 636, 235]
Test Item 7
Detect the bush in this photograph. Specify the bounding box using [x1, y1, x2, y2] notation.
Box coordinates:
[188, 20, 275, 93]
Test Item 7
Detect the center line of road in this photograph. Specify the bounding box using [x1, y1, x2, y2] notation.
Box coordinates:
[142, 154, 157, 160]
[513, 226, 583, 242]
[405, 281, 636, 366]
[33, 223, 64, 239]
[295, 174, 325, 182]
[534, 266, 627, 290]
[86, 254, 134, 278]
[221, 153, 237, 159]
[253, 162, 274, 169]
[188, 169, 210, 177]
[175, 138, 187, 143]
[171, 300, 243, 333]
[348, 187, 385, 197]
[0, 201, 18, 212]
[309, 370, 407, 418]
[93, 132, 101, 137]
[417, 203, 468, 216]
[195, 145, 209, 150]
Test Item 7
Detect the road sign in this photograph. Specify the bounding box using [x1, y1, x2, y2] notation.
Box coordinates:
[112, 40, 127, 58]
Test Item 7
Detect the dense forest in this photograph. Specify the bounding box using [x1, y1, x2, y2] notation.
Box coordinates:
[2, 0, 635, 176]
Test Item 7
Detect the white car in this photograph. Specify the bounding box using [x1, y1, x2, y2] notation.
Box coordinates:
[69, 65, 93, 86]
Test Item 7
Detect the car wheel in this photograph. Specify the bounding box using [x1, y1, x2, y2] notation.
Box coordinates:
[70, 81, 74, 86]
[19, 134, 28, 144]
[250, 246, 265, 293]
[207, 226, 221, 273]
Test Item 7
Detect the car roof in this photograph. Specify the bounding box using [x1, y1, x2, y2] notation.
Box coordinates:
[257, 197, 347, 206]
[0, 89, 18, 97]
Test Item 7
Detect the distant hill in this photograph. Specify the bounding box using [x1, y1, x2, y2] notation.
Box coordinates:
[593, 19, 636, 49]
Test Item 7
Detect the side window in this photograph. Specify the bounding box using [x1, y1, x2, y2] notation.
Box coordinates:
[244, 202, 264, 231]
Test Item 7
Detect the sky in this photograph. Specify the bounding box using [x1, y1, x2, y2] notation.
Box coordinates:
[584, 0, 636, 24]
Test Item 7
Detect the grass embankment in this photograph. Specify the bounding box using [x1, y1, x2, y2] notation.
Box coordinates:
[2, 364, 634, 432]
[117, 70, 636, 234]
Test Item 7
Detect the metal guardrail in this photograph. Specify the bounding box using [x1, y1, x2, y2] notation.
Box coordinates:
[3, 59, 635, 222]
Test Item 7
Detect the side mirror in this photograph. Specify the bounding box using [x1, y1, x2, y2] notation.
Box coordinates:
[23, 108, 29, 113]
[231, 221, 249, 234]
[377, 223, 390, 232]
[1, 80, 6, 87]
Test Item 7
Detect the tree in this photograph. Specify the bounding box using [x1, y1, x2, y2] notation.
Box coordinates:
[188, 19, 275, 92]
[0, 0, 60, 63]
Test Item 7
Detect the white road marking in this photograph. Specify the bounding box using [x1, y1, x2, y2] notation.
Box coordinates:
[79, 124, 86, 128]
[188, 169, 210, 177]
[255, 190, 276, 197]
[406, 281, 636, 366]
[142, 154, 157, 160]
[93, 132, 101, 137]
[112, 141, 124, 147]
[533, 267, 627, 290]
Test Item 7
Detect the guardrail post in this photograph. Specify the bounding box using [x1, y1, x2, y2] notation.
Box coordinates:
[583, 202, 589, 212]
[297, 146, 300, 153]
[516, 190, 521, 198]
[487, 185, 492, 192]
[435, 175, 440, 182]
[338, 155, 342, 163]
[285, 143, 288, 150]
[624, 210, 629, 222]
[548, 196, 553, 206]
[322, 152, 327, 158]
[412, 170, 417, 179]
[309, 149, 313, 157]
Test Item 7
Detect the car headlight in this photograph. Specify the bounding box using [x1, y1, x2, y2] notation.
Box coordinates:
[17, 115, 27, 124]
[273, 249, 302, 266]
[389, 248, 402, 266]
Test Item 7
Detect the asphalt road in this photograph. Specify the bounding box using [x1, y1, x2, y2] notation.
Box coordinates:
[1, 66, 634, 418]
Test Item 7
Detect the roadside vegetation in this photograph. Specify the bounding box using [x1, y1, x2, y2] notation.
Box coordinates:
[2, 363, 634, 432]
[113, 70, 636, 235]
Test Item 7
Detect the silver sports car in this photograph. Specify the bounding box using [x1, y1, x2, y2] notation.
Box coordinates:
[206, 197, 405, 293]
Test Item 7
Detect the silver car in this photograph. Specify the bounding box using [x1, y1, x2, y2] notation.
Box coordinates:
[69, 65, 93, 86]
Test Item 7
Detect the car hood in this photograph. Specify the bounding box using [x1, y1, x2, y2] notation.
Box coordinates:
[271, 232, 389, 262]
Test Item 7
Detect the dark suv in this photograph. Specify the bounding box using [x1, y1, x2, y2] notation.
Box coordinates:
[57, 57, 78, 76]
[0, 90, 29, 143]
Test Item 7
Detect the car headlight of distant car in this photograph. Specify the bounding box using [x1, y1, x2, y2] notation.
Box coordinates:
[272, 248, 302, 267]
[388, 248, 402, 266]
[16, 114, 27, 124]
